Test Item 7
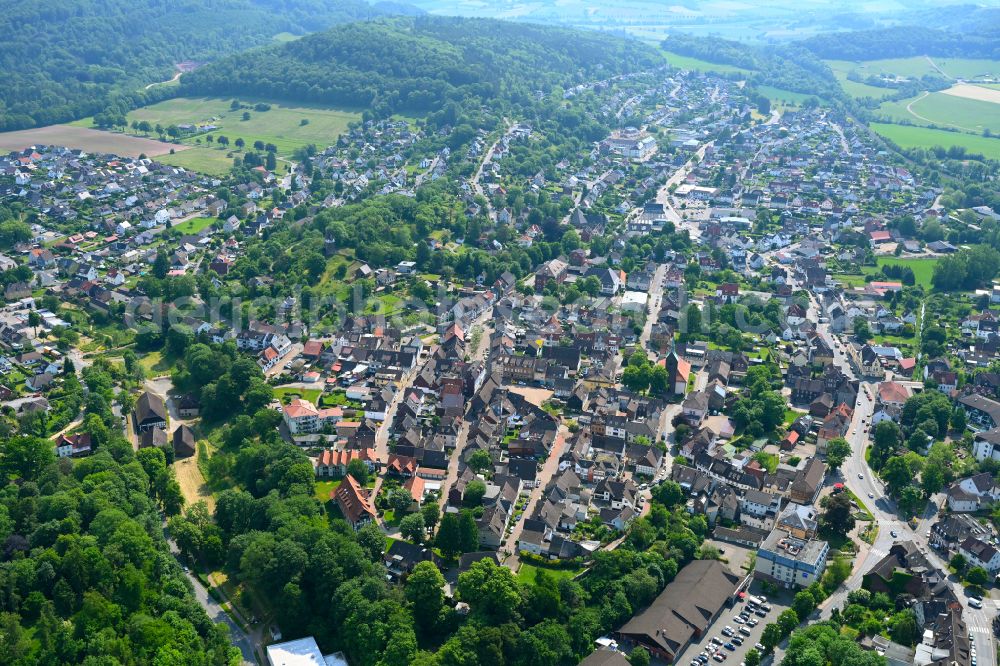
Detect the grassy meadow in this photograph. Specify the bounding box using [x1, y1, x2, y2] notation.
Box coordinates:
[661, 50, 753, 75]
[877, 91, 1000, 134]
[871, 122, 1000, 160]
[72, 97, 360, 175]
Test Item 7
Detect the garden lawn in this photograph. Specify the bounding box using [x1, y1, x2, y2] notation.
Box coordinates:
[516, 563, 581, 584]
[869, 257, 938, 289]
[314, 480, 341, 502]
[172, 216, 216, 234]
[273, 387, 321, 405]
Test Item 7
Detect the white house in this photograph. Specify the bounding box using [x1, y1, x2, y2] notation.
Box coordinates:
[959, 536, 1000, 576]
[946, 473, 1000, 512]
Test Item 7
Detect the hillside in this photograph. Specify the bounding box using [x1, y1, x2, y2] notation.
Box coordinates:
[660, 33, 845, 104]
[800, 24, 1000, 61]
[0, 0, 383, 132]
[178, 16, 665, 116]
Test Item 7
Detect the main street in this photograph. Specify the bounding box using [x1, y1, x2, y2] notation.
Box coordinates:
[650, 141, 712, 240]
[638, 262, 667, 353]
[801, 281, 997, 666]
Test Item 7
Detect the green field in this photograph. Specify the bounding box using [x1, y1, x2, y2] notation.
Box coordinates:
[661, 50, 753, 75]
[274, 387, 322, 405]
[172, 216, 216, 234]
[871, 122, 1000, 160]
[877, 91, 1000, 134]
[872, 257, 938, 289]
[757, 85, 818, 106]
[272, 32, 301, 42]
[73, 97, 360, 174]
[515, 563, 581, 584]
[843, 56, 1000, 81]
[825, 60, 895, 100]
[156, 148, 240, 176]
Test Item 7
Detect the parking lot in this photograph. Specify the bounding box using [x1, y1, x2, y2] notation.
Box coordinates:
[673, 584, 791, 666]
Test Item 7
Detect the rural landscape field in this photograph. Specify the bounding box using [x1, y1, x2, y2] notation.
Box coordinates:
[70, 97, 360, 175]
[0, 124, 184, 157]
[819, 54, 1000, 158]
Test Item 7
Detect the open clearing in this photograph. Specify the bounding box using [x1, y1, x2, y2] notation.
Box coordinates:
[864, 257, 938, 289]
[757, 85, 818, 106]
[871, 122, 1000, 160]
[941, 83, 1000, 104]
[70, 97, 359, 175]
[508, 386, 553, 407]
[825, 60, 895, 100]
[76, 97, 359, 158]
[174, 454, 215, 513]
[0, 124, 185, 157]
[661, 49, 752, 75]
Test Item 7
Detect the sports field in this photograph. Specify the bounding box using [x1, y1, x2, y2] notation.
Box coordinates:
[871, 123, 1000, 160]
[0, 124, 184, 157]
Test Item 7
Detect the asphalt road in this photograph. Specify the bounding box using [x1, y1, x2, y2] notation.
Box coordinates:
[800, 287, 997, 666]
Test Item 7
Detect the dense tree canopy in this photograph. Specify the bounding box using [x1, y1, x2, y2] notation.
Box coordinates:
[181, 17, 664, 118]
[0, 0, 383, 130]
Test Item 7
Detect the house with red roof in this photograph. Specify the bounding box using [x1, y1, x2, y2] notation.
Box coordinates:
[869, 230, 891, 246]
[817, 403, 853, 452]
[314, 447, 379, 478]
[55, 433, 91, 458]
[333, 475, 376, 530]
[282, 398, 343, 434]
[716, 282, 739, 304]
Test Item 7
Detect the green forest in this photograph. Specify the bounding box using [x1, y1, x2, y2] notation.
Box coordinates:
[800, 26, 1000, 61]
[179, 16, 665, 117]
[0, 0, 381, 131]
[0, 358, 241, 665]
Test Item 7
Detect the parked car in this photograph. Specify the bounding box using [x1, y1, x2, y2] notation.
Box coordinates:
[739, 627, 752, 636]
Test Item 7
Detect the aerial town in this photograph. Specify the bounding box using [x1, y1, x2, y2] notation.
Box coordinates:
[1, 25, 999, 666]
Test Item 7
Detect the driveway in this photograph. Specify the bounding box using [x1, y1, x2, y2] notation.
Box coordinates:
[164, 532, 257, 665]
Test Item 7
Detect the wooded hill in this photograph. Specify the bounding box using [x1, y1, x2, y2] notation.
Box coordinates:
[800, 25, 1000, 61]
[0, 0, 383, 131]
[178, 16, 665, 117]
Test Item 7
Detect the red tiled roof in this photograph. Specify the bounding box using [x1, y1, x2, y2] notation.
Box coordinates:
[334, 475, 376, 526]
